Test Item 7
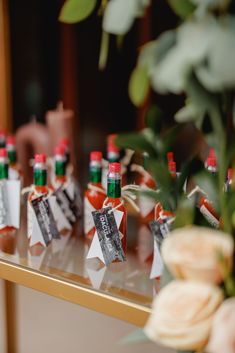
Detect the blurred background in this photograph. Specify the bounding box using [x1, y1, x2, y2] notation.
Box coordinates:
[6, 0, 185, 185]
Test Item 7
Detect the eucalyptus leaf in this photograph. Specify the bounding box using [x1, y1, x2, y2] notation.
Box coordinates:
[151, 18, 216, 94]
[139, 30, 176, 70]
[115, 133, 157, 157]
[145, 105, 162, 133]
[175, 101, 205, 124]
[128, 66, 150, 107]
[173, 197, 195, 229]
[193, 171, 219, 212]
[119, 328, 150, 345]
[146, 159, 173, 192]
[167, 0, 196, 19]
[103, 0, 150, 35]
[59, 0, 96, 23]
[99, 31, 109, 70]
[197, 16, 235, 91]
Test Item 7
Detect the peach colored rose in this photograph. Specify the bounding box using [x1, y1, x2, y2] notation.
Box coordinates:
[161, 226, 233, 284]
[144, 280, 223, 351]
[207, 298, 235, 353]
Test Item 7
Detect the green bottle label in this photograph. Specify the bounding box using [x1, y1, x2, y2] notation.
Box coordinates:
[90, 167, 102, 183]
[8, 150, 17, 164]
[0, 163, 8, 179]
[34, 168, 47, 186]
[107, 178, 121, 198]
[55, 161, 66, 176]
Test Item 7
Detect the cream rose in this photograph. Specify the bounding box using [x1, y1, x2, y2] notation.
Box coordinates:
[207, 298, 235, 353]
[144, 280, 223, 351]
[161, 226, 233, 284]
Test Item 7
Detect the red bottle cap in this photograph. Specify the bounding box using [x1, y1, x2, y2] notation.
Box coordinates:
[54, 145, 65, 156]
[0, 148, 7, 157]
[168, 161, 176, 173]
[167, 152, 174, 162]
[207, 157, 216, 167]
[109, 162, 121, 173]
[59, 138, 69, 147]
[90, 151, 102, 162]
[107, 134, 119, 153]
[228, 168, 233, 179]
[6, 135, 15, 145]
[35, 154, 46, 164]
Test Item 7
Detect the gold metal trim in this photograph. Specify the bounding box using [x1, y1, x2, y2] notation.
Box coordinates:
[4, 280, 17, 353]
[0, 259, 150, 327]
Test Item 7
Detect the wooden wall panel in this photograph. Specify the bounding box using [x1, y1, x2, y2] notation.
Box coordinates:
[0, 0, 12, 132]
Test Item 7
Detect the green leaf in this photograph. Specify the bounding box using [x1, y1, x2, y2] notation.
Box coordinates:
[128, 66, 150, 107]
[139, 189, 174, 211]
[99, 31, 109, 70]
[173, 198, 195, 229]
[167, 0, 195, 19]
[193, 171, 219, 212]
[59, 0, 96, 23]
[115, 133, 157, 157]
[145, 105, 162, 133]
[146, 159, 173, 192]
[119, 328, 150, 345]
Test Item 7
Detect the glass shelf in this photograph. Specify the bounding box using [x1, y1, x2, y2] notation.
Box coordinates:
[0, 210, 158, 327]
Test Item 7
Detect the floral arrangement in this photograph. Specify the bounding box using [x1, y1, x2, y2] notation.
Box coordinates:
[59, 1, 235, 352]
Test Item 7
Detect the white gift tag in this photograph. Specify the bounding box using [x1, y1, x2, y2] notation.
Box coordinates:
[9, 167, 20, 180]
[150, 239, 164, 279]
[86, 208, 124, 265]
[6, 180, 21, 228]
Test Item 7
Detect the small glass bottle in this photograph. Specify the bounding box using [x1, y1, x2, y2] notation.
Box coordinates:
[0, 148, 15, 233]
[54, 145, 67, 186]
[106, 162, 127, 255]
[59, 138, 70, 166]
[6, 135, 22, 180]
[29, 154, 48, 200]
[28, 154, 49, 241]
[84, 151, 106, 239]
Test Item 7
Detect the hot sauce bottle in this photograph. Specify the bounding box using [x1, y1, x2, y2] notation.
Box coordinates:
[53, 145, 67, 187]
[0, 148, 16, 233]
[59, 138, 70, 166]
[6, 135, 22, 180]
[106, 162, 127, 255]
[84, 151, 106, 239]
[28, 154, 49, 240]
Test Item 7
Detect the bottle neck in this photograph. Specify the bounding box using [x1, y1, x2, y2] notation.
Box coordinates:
[90, 161, 102, 184]
[0, 163, 8, 179]
[107, 151, 120, 163]
[55, 158, 66, 177]
[34, 164, 47, 186]
[8, 149, 17, 164]
[107, 172, 121, 198]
